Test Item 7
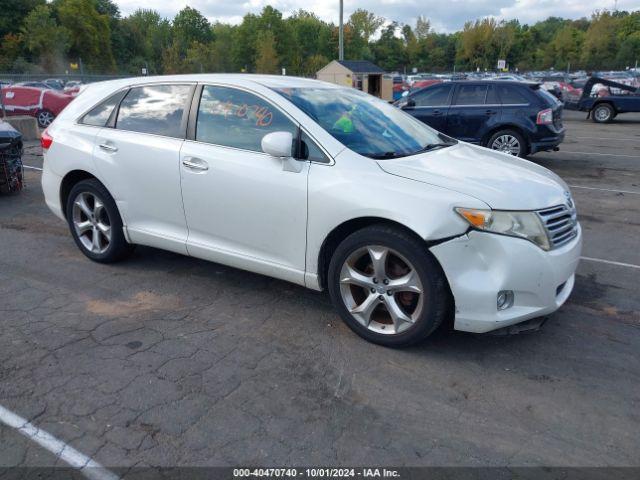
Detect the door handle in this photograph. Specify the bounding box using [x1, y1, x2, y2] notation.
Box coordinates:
[182, 157, 209, 171]
[98, 143, 118, 152]
[485, 109, 498, 115]
[432, 110, 442, 116]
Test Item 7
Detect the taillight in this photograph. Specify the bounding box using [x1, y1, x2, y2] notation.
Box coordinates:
[41, 130, 53, 150]
[536, 108, 553, 125]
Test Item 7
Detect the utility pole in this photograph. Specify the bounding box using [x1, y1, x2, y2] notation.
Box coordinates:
[339, 0, 344, 61]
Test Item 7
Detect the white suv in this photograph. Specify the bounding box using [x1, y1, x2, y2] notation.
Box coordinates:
[41, 75, 582, 347]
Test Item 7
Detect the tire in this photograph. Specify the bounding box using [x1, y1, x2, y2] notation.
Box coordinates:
[327, 225, 450, 347]
[65, 179, 134, 263]
[592, 103, 614, 123]
[36, 109, 55, 128]
[486, 129, 527, 157]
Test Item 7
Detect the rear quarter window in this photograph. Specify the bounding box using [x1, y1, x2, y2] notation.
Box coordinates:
[496, 85, 530, 105]
[79, 90, 127, 127]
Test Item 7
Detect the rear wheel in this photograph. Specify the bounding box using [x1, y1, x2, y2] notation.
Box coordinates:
[65, 179, 134, 263]
[592, 103, 614, 123]
[36, 109, 55, 128]
[327, 225, 450, 347]
[487, 129, 526, 157]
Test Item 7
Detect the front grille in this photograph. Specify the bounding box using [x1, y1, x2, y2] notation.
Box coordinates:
[537, 203, 578, 249]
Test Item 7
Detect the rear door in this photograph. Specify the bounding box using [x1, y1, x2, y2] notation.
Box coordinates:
[93, 83, 194, 254]
[402, 84, 452, 133]
[446, 84, 493, 142]
[495, 83, 533, 126]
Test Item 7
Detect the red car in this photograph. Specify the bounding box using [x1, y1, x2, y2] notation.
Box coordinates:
[0, 86, 74, 128]
[411, 79, 442, 91]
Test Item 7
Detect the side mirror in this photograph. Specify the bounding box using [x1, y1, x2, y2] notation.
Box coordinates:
[261, 131, 293, 158]
[261, 131, 303, 173]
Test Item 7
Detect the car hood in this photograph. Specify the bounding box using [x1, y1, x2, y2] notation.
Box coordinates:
[376, 142, 569, 210]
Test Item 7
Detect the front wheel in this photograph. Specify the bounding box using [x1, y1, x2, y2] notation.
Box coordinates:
[592, 103, 614, 123]
[327, 225, 450, 347]
[65, 179, 134, 263]
[486, 129, 526, 157]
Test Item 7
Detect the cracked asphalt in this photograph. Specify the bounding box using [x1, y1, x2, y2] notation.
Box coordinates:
[0, 111, 639, 472]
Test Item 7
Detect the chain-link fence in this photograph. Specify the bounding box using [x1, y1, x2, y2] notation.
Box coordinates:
[0, 73, 134, 85]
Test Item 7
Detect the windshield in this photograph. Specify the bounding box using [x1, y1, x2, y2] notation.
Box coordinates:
[273, 87, 455, 159]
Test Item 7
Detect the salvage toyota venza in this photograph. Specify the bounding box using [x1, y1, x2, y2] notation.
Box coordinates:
[42, 75, 582, 347]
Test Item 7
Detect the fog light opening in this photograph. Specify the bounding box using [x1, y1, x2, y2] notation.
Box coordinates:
[497, 290, 514, 311]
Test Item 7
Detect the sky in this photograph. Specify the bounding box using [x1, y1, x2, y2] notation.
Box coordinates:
[113, 0, 640, 32]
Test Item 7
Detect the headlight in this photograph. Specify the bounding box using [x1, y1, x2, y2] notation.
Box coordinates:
[455, 207, 550, 251]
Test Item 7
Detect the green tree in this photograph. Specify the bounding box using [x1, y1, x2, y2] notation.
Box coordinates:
[0, 0, 45, 39]
[20, 4, 69, 72]
[617, 31, 640, 67]
[173, 6, 212, 52]
[122, 9, 171, 74]
[56, 0, 116, 72]
[551, 25, 584, 69]
[372, 23, 406, 71]
[582, 12, 621, 69]
[0, 33, 24, 71]
[255, 30, 279, 74]
[349, 9, 384, 42]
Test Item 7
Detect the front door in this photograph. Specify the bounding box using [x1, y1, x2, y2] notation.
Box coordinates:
[179, 85, 309, 284]
[403, 84, 452, 133]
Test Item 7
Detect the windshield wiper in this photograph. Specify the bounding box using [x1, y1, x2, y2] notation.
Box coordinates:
[419, 142, 456, 153]
[367, 151, 408, 159]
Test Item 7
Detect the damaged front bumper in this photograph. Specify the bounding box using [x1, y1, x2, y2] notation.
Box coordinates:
[430, 225, 582, 334]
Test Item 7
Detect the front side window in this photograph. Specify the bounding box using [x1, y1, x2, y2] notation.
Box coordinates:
[196, 86, 297, 152]
[274, 87, 452, 159]
[116, 84, 192, 138]
[453, 85, 488, 105]
[412, 85, 452, 107]
[80, 90, 127, 127]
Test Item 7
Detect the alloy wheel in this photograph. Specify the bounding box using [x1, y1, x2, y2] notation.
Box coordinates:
[71, 192, 112, 254]
[38, 111, 54, 127]
[339, 246, 424, 335]
[491, 135, 521, 156]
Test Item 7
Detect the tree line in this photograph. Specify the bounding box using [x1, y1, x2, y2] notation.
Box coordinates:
[1, 0, 639, 76]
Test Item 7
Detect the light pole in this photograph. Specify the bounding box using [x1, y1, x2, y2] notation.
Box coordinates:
[339, 0, 344, 61]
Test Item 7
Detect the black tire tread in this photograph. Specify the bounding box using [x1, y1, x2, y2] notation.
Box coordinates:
[486, 129, 527, 158]
[65, 178, 134, 263]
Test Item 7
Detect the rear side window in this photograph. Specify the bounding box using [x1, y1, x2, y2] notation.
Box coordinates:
[116, 85, 192, 138]
[196, 85, 297, 152]
[454, 85, 488, 105]
[80, 90, 126, 127]
[412, 85, 452, 107]
[496, 85, 530, 104]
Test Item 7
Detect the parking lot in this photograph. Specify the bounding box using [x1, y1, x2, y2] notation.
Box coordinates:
[0, 111, 639, 472]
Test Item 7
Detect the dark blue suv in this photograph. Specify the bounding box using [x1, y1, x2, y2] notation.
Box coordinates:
[395, 81, 565, 157]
